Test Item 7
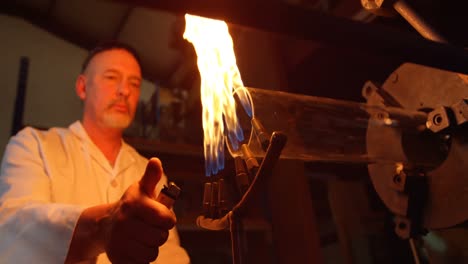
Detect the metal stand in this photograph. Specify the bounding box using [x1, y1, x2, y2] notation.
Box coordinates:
[197, 131, 287, 264]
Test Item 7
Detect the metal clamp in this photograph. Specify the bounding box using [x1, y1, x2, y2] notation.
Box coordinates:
[391, 165, 428, 240]
[426, 99, 468, 133]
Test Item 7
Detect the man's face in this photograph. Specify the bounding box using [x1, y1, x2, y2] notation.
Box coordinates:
[80, 49, 142, 130]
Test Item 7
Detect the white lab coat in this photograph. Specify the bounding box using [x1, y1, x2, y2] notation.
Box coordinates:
[0, 121, 190, 263]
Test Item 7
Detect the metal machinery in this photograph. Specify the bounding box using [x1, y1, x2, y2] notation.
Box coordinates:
[197, 62, 468, 263]
[198, 63, 468, 263]
[365, 62, 468, 263]
[363, 1, 468, 262]
[209, 2, 468, 262]
[118, 0, 468, 263]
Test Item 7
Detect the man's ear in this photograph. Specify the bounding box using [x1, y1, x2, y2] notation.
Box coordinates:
[75, 75, 87, 100]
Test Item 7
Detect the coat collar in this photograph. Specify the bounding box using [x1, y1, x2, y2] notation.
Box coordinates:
[68, 121, 136, 177]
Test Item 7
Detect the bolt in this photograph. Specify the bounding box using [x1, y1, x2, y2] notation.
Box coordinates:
[433, 114, 443, 125]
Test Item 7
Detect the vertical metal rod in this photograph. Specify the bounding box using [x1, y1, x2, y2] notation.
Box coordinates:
[230, 213, 245, 264]
[409, 238, 421, 264]
[393, 1, 468, 86]
[11, 57, 29, 136]
[393, 0, 447, 43]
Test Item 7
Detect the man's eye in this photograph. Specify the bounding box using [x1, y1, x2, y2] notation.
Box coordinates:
[105, 75, 118, 80]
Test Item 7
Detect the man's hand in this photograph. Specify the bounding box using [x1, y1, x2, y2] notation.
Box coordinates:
[65, 158, 174, 263]
[105, 158, 176, 263]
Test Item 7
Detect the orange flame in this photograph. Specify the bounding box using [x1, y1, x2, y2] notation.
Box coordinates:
[183, 14, 251, 176]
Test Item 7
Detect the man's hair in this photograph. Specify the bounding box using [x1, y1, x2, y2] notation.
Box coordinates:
[81, 40, 142, 73]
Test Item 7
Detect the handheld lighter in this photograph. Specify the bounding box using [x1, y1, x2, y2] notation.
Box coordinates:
[156, 182, 181, 209]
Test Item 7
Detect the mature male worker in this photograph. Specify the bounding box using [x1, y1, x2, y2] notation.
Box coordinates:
[0, 41, 190, 263]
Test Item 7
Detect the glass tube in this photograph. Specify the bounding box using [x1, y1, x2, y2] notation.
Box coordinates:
[226, 87, 444, 167]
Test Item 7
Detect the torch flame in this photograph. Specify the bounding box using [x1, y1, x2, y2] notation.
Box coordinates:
[183, 14, 252, 176]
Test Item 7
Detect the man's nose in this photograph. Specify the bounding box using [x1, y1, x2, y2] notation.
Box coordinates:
[117, 82, 131, 97]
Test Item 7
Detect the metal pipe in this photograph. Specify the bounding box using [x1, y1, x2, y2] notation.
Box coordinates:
[393, 0, 447, 43]
[232, 131, 287, 216]
[392, 0, 468, 83]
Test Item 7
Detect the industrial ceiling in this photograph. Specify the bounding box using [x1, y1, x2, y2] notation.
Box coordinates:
[2, 0, 467, 97]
